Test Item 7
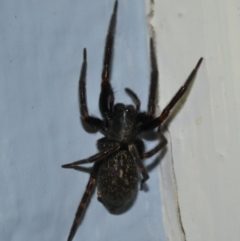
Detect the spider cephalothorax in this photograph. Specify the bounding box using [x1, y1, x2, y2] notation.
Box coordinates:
[62, 1, 203, 241]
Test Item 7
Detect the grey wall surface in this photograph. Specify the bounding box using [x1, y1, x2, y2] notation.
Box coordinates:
[0, 1, 165, 240]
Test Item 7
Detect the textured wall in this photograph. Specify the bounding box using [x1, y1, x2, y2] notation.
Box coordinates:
[150, 0, 240, 240]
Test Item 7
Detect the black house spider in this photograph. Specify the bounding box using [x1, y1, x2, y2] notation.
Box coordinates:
[62, 1, 203, 241]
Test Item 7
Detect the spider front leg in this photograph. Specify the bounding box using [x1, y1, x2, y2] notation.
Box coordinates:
[79, 49, 103, 130]
[135, 39, 158, 124]
[140, 57, 203, 132]
[147, 38, 159, 117]
[65, 161, 102, 241]
[99, 1, 118, 118]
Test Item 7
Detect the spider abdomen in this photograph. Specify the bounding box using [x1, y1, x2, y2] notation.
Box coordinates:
[97, 150, 138, 212]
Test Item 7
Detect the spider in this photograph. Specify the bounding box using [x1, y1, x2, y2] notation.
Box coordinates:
[62, 1, 203, 240]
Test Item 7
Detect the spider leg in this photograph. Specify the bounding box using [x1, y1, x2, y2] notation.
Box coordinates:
[140, 57, 203, 132]
[62, 143, 120, 168]
[66, 162, 101, 241]
[63, 166, 92, 174]
[141, 127, 167, 158]
[134, 39, 158, 123]
[136, 112, 154, 124]
[125, 88, 140, 111]
[79, 49, 104, 130]
[99, 0, 118, 117]
[128, 144, 149, 190]
[147, 38, 158, 117]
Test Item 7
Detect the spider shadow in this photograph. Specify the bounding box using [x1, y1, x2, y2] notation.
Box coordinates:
[146, 146, 167, 174]
[140, 155, 166, 193]
[135, 73, 197, 192]
[140, 130, 168, 193]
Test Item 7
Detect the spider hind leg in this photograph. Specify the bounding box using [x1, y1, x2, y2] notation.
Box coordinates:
[66, 162, 101, 241]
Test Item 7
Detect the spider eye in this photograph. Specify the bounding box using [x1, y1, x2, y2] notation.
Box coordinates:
[126, 105, 135, 112]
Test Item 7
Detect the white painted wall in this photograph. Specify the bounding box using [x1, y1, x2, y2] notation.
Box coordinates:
[148, 0, 240, 240]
